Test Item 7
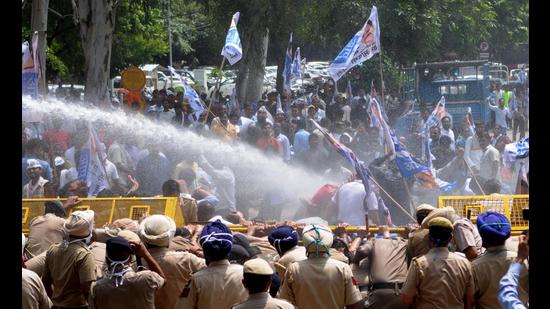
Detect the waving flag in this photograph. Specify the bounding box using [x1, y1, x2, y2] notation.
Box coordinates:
[310, 119, 371, 196]
[283, 32, 293, 90]
[329, 6, 381, 81]
[423, 96, 446, 167]
[291, 47, 302, 80]
[220, 12, 242, 65]
[77, 124, 108, 197]
[168, 66, 205, 120]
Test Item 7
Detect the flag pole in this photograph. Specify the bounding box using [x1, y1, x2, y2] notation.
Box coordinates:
[378, 46, 385, 107]
[203, 57, 226, 124]
[401, 177, 416, 216]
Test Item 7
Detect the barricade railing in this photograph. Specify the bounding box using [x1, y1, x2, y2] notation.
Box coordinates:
[438, 194, 529, 235]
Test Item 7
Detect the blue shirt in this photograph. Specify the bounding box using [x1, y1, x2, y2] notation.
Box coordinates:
[22, 156, 52, 187]
[498, 262, 527, 309]
[293, 129, 310, 160]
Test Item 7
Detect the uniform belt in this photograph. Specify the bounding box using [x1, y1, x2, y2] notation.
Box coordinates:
[370, 282, 403, 290]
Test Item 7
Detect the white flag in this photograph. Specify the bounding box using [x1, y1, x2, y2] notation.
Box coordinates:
[168, 66, 205, 120]
[220, 12, 242, 65]
[329, 6, 381, 82]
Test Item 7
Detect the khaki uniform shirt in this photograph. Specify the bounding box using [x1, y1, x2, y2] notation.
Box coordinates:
[406, 228, 430, 261]
[26, 214, 65, 258]
[274, 246, 307, 279]
[169, 236, 197, 252]
[402, 247, 474, 309]
[22, 268, 52, 309]
[43, 241, 97, 308]
[472, 246, 529, 309]
[90, 269, 165, 309]
[453, 218, 482, 255]
[89, 242, 107, 278]
[232, 292, 295, 309]
[179, 196, 198, 224]
[179, 259, 248, 309]
[146, 247, 206, 309]
[356, 237, 408, 284]
[26, 251, 47, 277]
[280, 256, 363, 309]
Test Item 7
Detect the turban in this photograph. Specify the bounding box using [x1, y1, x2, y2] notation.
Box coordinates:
[302, 224, 333, 257]
[421, 207, 457, 229]
[64, 210, 95, 237]
[268, 225, 298, 255]
[106, 237, 133, 258]
[416, 203, 436, 213]
[110, 218, 139, 234]
[477, 212, 511, 243]
[139, 215, 176, 247]
[118, 230, 141, 244]
[200, 220, 233, 257]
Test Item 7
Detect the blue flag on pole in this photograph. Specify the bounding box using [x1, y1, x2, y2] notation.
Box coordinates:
[221, 12, 242, 65]
[291, 47, 302, 80]
[283, 33, 293, 90]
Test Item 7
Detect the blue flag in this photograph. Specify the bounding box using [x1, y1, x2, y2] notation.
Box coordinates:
[291, 47, 302, 80]
[220, 12, 242, 65]
[283, 33, 293, 90]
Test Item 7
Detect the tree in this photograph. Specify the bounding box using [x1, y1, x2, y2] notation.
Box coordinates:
[71, 0, 119, 104]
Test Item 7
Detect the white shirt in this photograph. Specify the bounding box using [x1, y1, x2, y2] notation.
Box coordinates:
[480, 145, 500, 180]
[465, 135, 483, 169]
[276, 134, 291, 161]
[341, 105, 351, 122]
[441, 128, 455, 143]
[488, 105, 511, 129]
[332, 181, 376, 226]
[104, 159, 120, 189]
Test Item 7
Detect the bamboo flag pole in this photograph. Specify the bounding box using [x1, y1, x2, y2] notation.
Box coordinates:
[203, 57, 226, 124]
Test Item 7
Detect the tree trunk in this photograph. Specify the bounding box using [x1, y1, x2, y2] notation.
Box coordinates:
[72, 0, 118, 105]
[235, 1, 270, 107]
[31, 0, 49, 95]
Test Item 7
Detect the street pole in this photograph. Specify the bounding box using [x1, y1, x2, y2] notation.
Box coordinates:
[378, 46, 385, 107]
[31, 0, 49, 95]
[167, 0, 173, 87]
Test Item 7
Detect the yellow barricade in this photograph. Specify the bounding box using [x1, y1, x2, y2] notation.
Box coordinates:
[438, 195, 529, 235]
[22, 197, 183, 234]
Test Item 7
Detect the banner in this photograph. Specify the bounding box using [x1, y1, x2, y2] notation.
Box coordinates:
[291, 47, 302, 80]
[329, 6, 381, 81]
[220, 12, 242, 65]
[168, 66, 205, 120]
[77, 125, 109, 197]
[283, 32, 293, 90]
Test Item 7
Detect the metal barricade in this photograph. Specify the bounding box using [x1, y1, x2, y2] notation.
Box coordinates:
[438, 195, 529, 235]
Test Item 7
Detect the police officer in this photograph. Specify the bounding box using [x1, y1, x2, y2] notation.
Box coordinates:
[279, 224, 364, 309]
[353, 225, 409, 309]
[268, 225, 306, 279]
[402, 217, 475, 308]
[232, 258, 294, 309]
[90, 237, 166, 309]
[179, 220, 248, 309]
[473, 212, 529, 308]
[42, 210, 97, 309]
[138, 215, 206, 309]
[406, 204, 435, 263]
[422, 206, 482, 260]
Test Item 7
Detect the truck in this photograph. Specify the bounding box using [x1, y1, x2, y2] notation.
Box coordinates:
[400, 60, 492, 129]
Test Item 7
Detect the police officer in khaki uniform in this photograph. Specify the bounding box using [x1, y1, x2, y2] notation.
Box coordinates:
[280, 224, 364, 309]
[406, 204, 435, 263]
[268, 225, 306, 279]
[402, 217, 475, 308]
[422, 206, 482, 260]
[90, 236, 166, 309]
[22, 233, 53, 309]
[179, 220, 248, 309]
[353, 226, 409, 309]
[232, 258, 294, 309]
[25, 201, 66, 259]
[42, 210, 97, 309]
[473, 212, 529, 308]
[139, 215, 206, 309]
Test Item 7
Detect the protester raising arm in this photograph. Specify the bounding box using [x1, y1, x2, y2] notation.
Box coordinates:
[498, 234, 529, 309]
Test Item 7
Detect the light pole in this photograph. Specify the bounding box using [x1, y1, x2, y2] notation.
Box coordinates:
[167, 0, 173, 86]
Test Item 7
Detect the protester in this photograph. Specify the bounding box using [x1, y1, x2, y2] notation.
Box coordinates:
[23, 159, 50, 198]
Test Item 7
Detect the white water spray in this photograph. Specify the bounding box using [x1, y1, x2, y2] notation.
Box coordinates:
[23, 97, 335, 220]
